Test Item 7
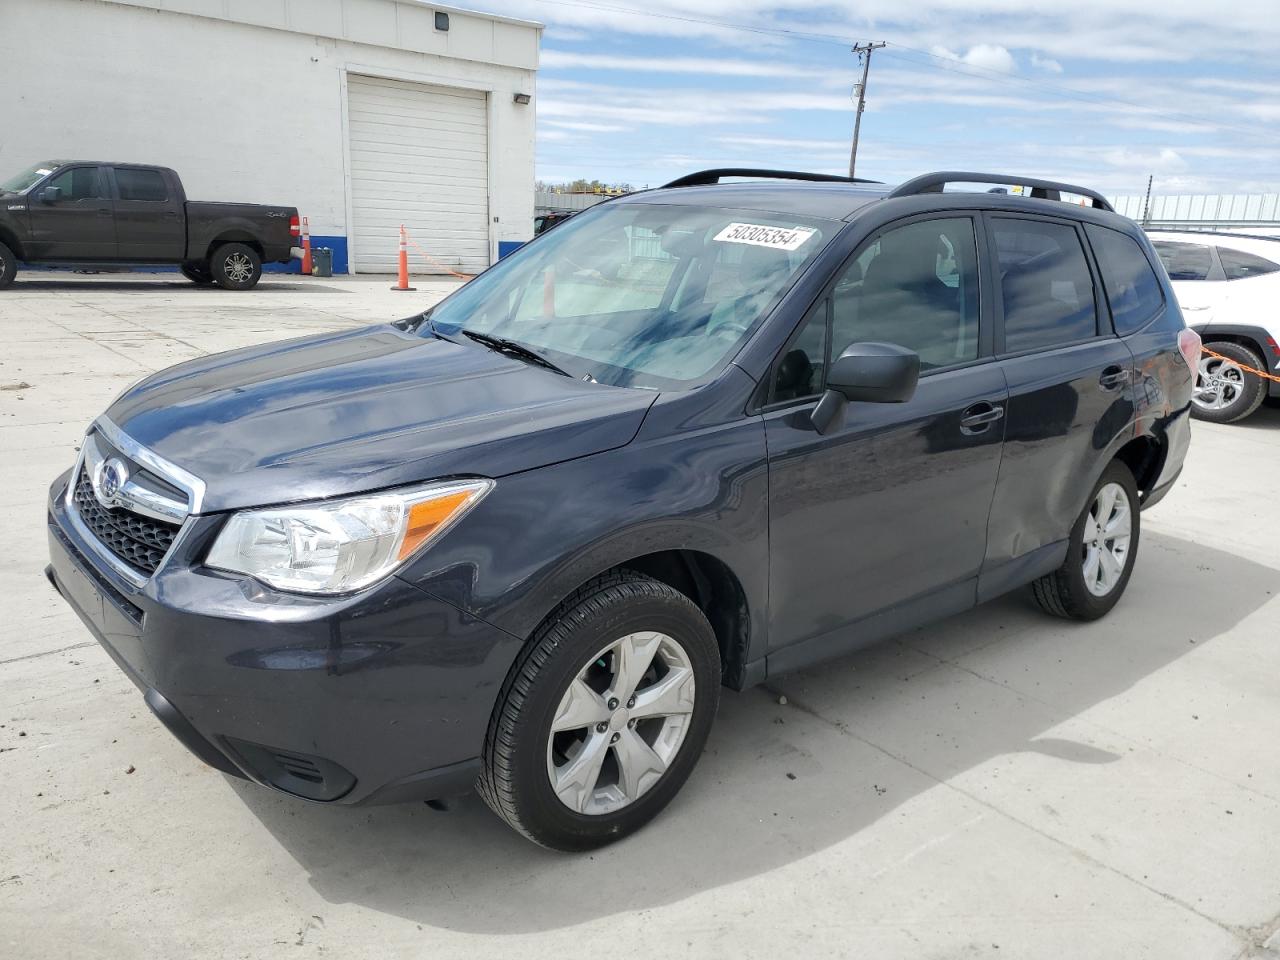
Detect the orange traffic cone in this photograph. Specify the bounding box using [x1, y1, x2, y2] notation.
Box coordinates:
[300, 216, 313, 275]
[391, 225, 416, 291]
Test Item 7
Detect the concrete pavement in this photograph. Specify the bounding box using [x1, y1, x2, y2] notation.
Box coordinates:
[2, 274, 1279, 959]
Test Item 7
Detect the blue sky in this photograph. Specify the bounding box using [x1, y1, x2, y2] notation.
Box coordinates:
[482, 0, 1280, 197]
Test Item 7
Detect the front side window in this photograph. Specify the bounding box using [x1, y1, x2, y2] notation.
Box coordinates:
[114, 168, 168, 202]
[993, 218, 1097, 353]
[1218, 247, 1280, 281]
[1085, 225, 1164, 335]
[46, 167, 106, 202]
[427, 203, 832, 389]
[828, 217, 981, 371]
[769, 301, 828, 403]
[1152, 241, 1213, 281]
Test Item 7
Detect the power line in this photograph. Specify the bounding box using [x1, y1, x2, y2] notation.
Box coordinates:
[527, 0, 1280, 145]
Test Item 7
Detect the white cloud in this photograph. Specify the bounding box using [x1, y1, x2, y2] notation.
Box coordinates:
[1031, 53, 1063, 73]
[540, 49, 829, 79]
[929, 43, 1017, 74]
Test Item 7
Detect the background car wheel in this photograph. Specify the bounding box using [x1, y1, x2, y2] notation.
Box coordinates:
[210, 242, 262, 290]
[479, 571, 721, 851]
[1192, 341, 1266, 423]
[1032, 460, 1140, 622]
[180, 261, 214, 285]
[0, 241, 17, 290]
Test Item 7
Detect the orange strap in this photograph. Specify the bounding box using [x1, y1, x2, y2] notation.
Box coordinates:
[403, 231, 474, 281]
[1201, 345, 1280, 384]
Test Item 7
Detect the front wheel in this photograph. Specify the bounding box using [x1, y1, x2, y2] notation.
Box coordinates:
[0, 241, 17, 290]
[210, 242, 262, 290]
[479, 572, 720, 851]
[1192, 341, 1267, 423]
[1032, 461, 1140, 621]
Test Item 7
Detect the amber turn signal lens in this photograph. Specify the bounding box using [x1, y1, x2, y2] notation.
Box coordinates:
[398, 490, 478, 560]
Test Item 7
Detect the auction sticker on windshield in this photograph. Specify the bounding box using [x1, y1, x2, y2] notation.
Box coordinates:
[714, 222, 816, 252]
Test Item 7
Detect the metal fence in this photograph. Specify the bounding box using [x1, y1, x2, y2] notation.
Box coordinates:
[1109, 193, 1280, 234]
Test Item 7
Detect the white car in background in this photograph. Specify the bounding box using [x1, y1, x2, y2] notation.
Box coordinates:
[1147, 231, 1280, 423]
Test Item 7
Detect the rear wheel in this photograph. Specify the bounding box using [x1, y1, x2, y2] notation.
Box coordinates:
[1192, 341, 1267, 423]
[210, 242, 262, 290]
[1032, 461, 1140, 621]
[0, 241, 17, 290]
[180, 261, 213, 285]
[479, 572, 720, 851]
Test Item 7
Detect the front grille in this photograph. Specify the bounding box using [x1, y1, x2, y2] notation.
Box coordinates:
[72, 468, 181, 575]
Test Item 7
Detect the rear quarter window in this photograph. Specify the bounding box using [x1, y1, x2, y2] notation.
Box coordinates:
[1085, 225, 1165, 335]
[1218, 247, 1280, 281]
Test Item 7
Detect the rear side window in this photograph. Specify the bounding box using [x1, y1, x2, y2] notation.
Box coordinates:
[1152, 241, 1213, 281]
[1085, 225, 1164, 335]
[114, 168, 168, 202]
[1218, 247, 1280, 281]
[992, 218, 1097, 353]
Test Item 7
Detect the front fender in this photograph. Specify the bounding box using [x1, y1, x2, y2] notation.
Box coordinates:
[398, 401, 770, 670]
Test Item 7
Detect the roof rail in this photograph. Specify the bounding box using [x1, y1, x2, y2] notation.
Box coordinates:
[662, 168, 881, 188]
[888, 171, 1114, 212]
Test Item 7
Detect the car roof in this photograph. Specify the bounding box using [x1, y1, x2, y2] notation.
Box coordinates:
[615, 181, 891, 221]
[614, 170, 1123, 225]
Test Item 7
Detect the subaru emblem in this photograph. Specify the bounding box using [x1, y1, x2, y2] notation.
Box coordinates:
[98, 457, 129, 504]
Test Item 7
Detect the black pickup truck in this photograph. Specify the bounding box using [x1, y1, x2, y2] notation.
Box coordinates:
[0, 161, 300, 290]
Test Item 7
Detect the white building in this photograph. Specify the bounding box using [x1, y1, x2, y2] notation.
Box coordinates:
[0, 0, 542, 273]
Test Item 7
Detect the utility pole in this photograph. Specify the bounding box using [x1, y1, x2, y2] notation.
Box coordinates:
[1141, 174, 1154, 226]
[848, 41, 886, 179]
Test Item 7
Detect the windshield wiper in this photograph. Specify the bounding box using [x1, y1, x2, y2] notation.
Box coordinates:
[461, 330, 573, 378]
[419, 311, 457, 342]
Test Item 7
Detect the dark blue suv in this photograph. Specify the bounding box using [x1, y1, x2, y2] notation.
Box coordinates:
[46, 170, 1196, 850]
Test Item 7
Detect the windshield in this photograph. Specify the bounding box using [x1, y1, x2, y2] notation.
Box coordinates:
[426, 202, 832, 389]
[1, 162, 58, 194]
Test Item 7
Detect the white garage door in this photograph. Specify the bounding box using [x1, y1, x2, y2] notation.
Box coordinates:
[347, 75, 489, 274]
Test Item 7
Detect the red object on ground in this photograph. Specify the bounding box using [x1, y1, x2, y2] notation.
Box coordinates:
[300, 216, 312, 276]
[391, 225, 416, 292]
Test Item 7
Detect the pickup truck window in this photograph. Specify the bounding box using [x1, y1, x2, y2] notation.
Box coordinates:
[47, 167, 108, 201]
[114, 168, 168, 202]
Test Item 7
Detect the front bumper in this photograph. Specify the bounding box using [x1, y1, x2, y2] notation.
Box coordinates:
[46, 471, 521, 805]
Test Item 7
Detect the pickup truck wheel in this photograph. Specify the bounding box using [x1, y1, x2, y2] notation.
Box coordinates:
[210, 243, 262, 290]
[479, 571, 720, 851]
[180, 262, 214, 285]
[0, 241, 17, 290]
[1031, 461, 1140, 621]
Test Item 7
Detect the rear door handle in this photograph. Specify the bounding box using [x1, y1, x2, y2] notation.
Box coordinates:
[1099, 366, 1131, 389]
[960, 401, 1005, 434]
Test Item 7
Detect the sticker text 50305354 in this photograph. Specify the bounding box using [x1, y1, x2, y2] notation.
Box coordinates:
[713, 222, 817, 252]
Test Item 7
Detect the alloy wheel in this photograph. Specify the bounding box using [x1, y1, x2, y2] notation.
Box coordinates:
[225, 252, 254, 284]
[1194, 356, 1245, 412]
[546, 631, 696, 816]
[1082, 481, 1132, 597]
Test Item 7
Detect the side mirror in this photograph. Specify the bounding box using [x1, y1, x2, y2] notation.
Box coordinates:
[811, 342, 920, 434]
[40, 186, 61, 205]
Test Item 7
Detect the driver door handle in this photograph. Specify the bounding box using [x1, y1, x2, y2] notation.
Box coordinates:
[960, 401, 1005, 434]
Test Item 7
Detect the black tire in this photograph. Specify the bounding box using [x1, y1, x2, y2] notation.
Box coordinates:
[1032, 461, 1141, 621]
[180, 261, 214, 285]
[210, 242, 262, 290]
[479, 571, 720, 851]
[0, 241, 17, 290]
[1192, 341, 1267, 424]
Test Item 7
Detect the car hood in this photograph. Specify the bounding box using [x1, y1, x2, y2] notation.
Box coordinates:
[107, 324, 657, 513]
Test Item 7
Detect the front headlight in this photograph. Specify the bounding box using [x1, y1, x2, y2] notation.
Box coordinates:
[205, 479, 493, 594]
